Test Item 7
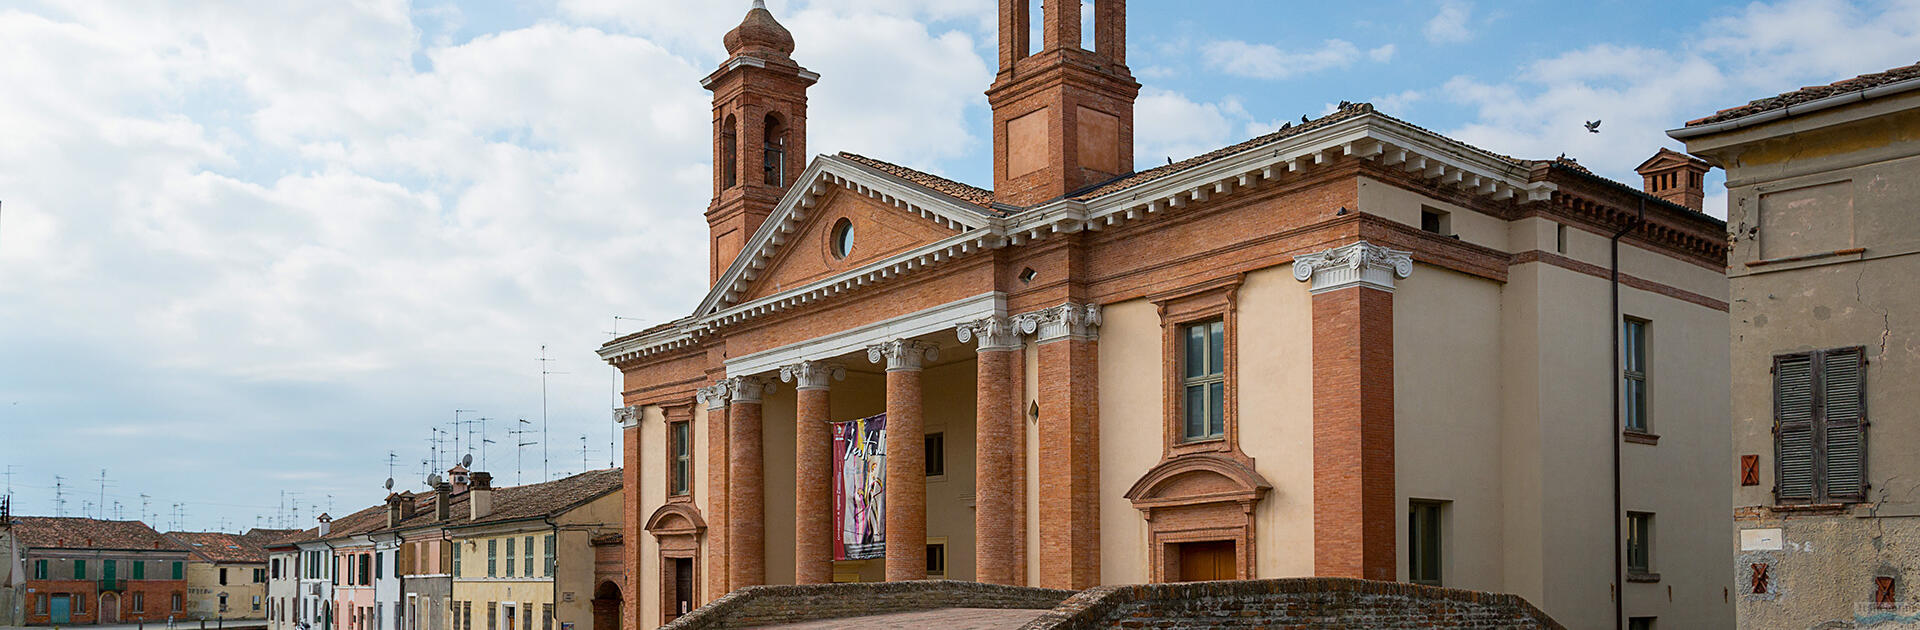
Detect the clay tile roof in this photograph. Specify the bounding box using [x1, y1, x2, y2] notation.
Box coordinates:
[466, 468, 623, 526]
[11, 517, 189, 552]
[836, 152, 1005, 213]
[1688, 60, 1920, 126]
[166, 531, 269, 564]
[1072, 102, 1417, 200]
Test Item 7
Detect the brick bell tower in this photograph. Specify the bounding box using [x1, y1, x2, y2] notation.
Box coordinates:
[705, 0, 818, 284]
[988, 0, 1139, 206]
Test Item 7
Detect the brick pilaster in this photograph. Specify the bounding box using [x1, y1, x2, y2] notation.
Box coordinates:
[699, 384, 731, 598]
[618, 410, 645, 626]
[728, 377, 771, 588]
[1036, 336, 1100, 589]
[1310, 286, 1397, 581]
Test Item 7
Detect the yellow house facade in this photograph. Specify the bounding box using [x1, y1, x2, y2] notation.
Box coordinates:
[447, 471, 622, 630]
[167, 532, 269, 621]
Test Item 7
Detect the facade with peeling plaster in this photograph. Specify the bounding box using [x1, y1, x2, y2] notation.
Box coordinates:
[1674, 62, 1920, 629]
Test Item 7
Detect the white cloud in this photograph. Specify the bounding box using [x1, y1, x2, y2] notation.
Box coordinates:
[1203, 39, 1365, 79]
[1369, 44, 1397, 63]
[1425, 1, 1474, 44]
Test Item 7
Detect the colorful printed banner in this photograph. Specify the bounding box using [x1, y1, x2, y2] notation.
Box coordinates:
[832, 413, 886, 561]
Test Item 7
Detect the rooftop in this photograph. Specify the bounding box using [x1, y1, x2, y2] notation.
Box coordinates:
[166, 530, 271, 564]
[1687, 60, 1920, 127]
[10, 516, 189, 552]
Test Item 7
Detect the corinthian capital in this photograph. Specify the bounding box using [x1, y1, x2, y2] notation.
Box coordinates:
[1292, 241, 1414, 294]
[727, 375, 777, 404]
[867, 339, 941, 372]
[1016, 302, 1102, 343]
[779, 361, 847, 390]
[956, 315, 1024, 351]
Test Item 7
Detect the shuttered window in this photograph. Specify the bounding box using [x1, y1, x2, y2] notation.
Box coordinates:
[1775, 347, 1868, 504]
[487, 540, 497, 577]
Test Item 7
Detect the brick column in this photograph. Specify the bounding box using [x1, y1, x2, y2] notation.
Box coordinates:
[615, 405, 645, 626]
[696, 382, 731, 596]
[1018, 303, 1102, 589]
[959, 316, 1026, 585]
[869, 339, 939, 581]
[727, 376, 774, 588]
[1293, 241, 1412, 581]
[781, 361, 846, 585]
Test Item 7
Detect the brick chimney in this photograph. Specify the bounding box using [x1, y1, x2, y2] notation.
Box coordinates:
[433, 483, 452, 521]
[398, 492, 418, 520]
[386, 494, 402, 528]
[469, 472, 494, 521]
[1635, 148, 1712, 212]
[448, 465, 471, 494]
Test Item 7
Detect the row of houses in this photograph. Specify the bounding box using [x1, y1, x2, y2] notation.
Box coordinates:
[0, 509, 292, 626]
[261, 467, 625, 630]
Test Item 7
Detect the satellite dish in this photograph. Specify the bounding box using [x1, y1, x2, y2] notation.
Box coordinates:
[427, 473, 442, 487]
[384, 478, 394, 490]
[461, 454, 473, 468]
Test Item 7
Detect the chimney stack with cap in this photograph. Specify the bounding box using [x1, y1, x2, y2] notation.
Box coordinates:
[434, 483, 452, 521]
[469, 472, 494, 521]
[1635, 148, 1713, 212]
[317, 513, 333, 537]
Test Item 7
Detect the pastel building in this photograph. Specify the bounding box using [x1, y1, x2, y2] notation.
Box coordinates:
[166, 530, 271, 621]
[447, 471, 622, 630]
[7, 517, 191, 625]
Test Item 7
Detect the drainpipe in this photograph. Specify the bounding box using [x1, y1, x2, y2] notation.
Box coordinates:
[543, 516, 559, 630]
[1609, 198, 1645, 630]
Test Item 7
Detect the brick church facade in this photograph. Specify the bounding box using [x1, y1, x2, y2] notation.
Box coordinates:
[603, 2, 1735, 628]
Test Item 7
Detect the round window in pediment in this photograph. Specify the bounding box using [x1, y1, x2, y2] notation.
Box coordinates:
[830, 218, 854, 259]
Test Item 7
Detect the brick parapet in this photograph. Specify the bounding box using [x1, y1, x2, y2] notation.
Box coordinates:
[660, 580, 1075, 630]
[1023, 578, 1566, 630]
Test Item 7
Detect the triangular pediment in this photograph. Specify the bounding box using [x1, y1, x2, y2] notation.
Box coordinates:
[1635, 148, 1708, 172]
[696, 154, 996, 316]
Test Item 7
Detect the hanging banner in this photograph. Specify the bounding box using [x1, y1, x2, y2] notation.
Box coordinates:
[832, 413, 887, 561]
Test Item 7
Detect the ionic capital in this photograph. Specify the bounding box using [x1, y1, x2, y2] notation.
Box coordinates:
[728, 375, 777, 404]
[1291, 240, 1413, 294]
[613, 405, 642, 429]
[956, 315, 1024, 351]
[867, 339, 941, 372]
[697, 381, 732, 410]
[779, 361, 847, 391]
[1016, 302, 1102, 343]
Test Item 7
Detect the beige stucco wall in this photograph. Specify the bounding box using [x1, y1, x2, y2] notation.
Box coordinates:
[1684, 92, 1920, 629]
[633, 404, 665, 627]
[1094, 297, 1160, 585]
[1359, 176, 1511, 252]
[184, 561, 266, 620]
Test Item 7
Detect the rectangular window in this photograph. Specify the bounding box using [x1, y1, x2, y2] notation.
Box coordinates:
[361, 554, 371, 586]
[1182, 320, 1226, 441]
[670, 421, 692, 496]
[925, 432, 945, 477]
[377, 552, 384, 580]
[505, 538, 515, 577]
[486, 603, 495, 630]
[221, 567, 230, 586]
[1627, 512, 1654, 575]
[76, 593, 87, 614]
[1555, 223, 1568, 254]
[173, 561, 184, 580]
[1775, 347, 1868, 504]
[487, 540, 498, 577]
[172, 593, 184, 613]
[925, 541, 947, 580]
[34, 559, 46, 580]
[542, 535, 555, 577]
[74, 560, 87, 580]
[1409, 500, 1445, 586]
[133, 592, 145, 613]
[1421, 207, 1451, 235]
[104, 559, 117, 582]
[1623, 318, 1649, 433]
[541, 604, 554, 630]
[1629, 617, 1655, 630]
[453, 544, 462, 578]
[522, 604, 532, 630]
[523, 537, 533, 578]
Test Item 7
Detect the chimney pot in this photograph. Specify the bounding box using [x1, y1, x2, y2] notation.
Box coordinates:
[469, 473, 495, 521]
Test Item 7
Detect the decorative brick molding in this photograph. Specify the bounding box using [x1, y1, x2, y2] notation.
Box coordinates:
[645, 504, 707, 625]
[1024, 577, 1567, 630]
[1291, 241, 1414, 294]
[1123, 454, 1271, 582]
[659, 580, 1076, 630]
[1149, 275, 1245, 458]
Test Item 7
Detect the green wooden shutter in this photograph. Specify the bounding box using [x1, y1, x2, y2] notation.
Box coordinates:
[75, 560, 87, 579]
[1775, 354, 1817, 501]
[173, 561, 184, 580]
[1821, 348, 1867, 501]
[133, 561, 145, 580]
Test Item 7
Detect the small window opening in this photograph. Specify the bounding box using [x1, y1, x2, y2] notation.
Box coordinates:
[1627, 512, 1654, 574]
[1623, 318, 1649, 433]
[925, 432, 945, 477]
[763, 114, 787, 187]
[1420, 207, 1450, 235]
[830, 218, 854, 259]
[925, 541, 947, 579]
[1028, 0, 1044, 56]
[721, 115, 738, 190]
[1081, 1, 1095, 51]
[1409, 500, 1445, 586]
[1629, 618, 1655, 630]
[1019, 267, 1038, 284]
[1555, 223, 1568, 254]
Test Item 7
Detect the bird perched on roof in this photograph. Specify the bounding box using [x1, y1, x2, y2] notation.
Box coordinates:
[1584, 120, 1602, 133]
[1301, 114, 1311, 124]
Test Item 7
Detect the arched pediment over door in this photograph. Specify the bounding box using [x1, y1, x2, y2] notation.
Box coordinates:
[644, 503, 707, 626]
[1125, 454, 1272, 582]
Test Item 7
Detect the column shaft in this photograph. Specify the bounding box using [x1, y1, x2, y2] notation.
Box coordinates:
[974, 348, 1022, 585]
[884, 368, 928, 581]
[793, 387, 833, 584]
[1036, 337, 1099, 589]
[705, 404, 730, 597]
[728, 400, 766, 587]
[1310, 285, 1397, 580]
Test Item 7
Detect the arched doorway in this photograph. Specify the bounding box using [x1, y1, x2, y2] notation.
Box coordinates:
[99, 592, 121, 624]
[590, 581, 621, 630]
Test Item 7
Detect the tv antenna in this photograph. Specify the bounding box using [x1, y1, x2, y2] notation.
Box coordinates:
[387, 451, 400, 481]
[539, 345, 566, 482]
[451, 409, 477, 465]
[606, 316, 646, 468]
[479, 418, 498, 471]
[509, 418, 538, 486]
[53, 475, 66, 517]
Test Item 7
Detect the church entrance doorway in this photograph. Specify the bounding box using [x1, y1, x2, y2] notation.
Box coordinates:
[1177, 541, 1236, 582]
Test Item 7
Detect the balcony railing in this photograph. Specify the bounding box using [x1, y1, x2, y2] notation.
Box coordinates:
[98, 578, 127, 592]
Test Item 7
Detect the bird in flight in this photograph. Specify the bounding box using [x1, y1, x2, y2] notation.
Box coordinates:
[1584, 120, 1603, 133]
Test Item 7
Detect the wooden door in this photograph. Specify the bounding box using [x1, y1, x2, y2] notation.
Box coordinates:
[1177, 541, 1236, 582]
[671, 558, 695, 618]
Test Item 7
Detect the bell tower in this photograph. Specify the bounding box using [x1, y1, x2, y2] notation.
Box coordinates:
[987, 0, 1138, 206]
[705, 0, 818, 284]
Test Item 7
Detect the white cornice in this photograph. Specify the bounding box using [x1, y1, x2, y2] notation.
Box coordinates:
[724, 292, 1001, 377]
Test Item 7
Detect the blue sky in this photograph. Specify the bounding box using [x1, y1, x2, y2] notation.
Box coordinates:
[2, 0, 1918, 532]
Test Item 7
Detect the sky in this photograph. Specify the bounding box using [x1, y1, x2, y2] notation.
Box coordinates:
[2, 0, 1919, 533]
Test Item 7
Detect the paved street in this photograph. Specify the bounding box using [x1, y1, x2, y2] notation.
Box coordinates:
[746, 608, 1049, 630]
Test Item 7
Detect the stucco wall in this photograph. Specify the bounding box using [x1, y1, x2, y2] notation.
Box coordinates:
[1231, 267, 1318, 578]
